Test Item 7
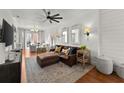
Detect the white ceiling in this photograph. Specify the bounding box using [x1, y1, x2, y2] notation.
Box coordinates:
[5, 9, 98, 29]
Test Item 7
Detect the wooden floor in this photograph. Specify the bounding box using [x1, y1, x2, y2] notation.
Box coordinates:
[21, 49, 27, 83]
[21, 49, 124, 83]
[76, 68, 124, 83]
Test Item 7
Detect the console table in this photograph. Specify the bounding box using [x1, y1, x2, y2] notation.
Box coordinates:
[0, 51, 22, 83]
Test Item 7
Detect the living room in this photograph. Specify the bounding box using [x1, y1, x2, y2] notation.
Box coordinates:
[0, 9, 124, 83]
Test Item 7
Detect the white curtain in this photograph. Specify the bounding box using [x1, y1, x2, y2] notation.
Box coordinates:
[31, 32, 38, 44]
[48, 34, 52, 46]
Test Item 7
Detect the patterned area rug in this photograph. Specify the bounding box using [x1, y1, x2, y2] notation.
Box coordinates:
[26, 57, 94, 83]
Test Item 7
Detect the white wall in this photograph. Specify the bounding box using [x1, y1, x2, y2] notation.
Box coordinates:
[0, 10, 14, 25]
[0, 43, 5, 64]
[99, 9, 124, 62]
[45, 10, 100, 57]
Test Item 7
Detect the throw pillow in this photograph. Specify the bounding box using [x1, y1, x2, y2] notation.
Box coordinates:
[69, 47, 77, 54]
[61, 48, 70, 55]
[55, 46, 61, 53]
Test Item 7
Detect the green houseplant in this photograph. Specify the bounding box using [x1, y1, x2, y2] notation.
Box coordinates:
[80, 45, 86, 50]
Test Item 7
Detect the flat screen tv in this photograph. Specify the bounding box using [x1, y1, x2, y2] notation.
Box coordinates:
[2, 19, 13, 46]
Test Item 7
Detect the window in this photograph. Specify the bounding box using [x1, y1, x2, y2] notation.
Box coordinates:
[71, 29, 79, 43]
[32, 32, 38, 44]
[61, 27, 68, 43]
[71, 25, 81, 44]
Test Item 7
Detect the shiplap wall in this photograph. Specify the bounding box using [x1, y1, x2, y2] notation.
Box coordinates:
[99, 10, 124, 61]
[45, 10, 100, 57]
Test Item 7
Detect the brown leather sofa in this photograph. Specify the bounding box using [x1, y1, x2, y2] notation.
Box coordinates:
[57, 45, 78, 67]
[37, 45, 79, 68]
[59, 54, 76, 67]
[37, 52, 59, 68]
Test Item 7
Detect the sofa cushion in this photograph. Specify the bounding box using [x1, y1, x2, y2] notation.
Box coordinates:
[69, 47, 77, 54]
[37, 52, 60, 68]
[59, 54, 68, 59]
[38, 52, 59, 60]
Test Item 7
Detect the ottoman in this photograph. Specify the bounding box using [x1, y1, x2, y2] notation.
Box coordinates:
[37, 52, 59, 68]
[114, 63, 124, 79]
[96, 56, 113, 75]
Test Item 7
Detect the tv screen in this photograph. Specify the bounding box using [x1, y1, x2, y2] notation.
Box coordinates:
[2, 19, 13, 46]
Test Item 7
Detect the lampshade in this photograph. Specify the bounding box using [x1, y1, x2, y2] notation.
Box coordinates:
[84, 26, 91, 33]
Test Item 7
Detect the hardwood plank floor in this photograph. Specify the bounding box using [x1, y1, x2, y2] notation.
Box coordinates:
[76, 68, 124, 83]
[21, 49, 124, 83]
[21, 49, 27, 83]
[21, 49, 41, 83]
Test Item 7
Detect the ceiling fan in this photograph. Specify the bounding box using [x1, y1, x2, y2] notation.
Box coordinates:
[42, 9, 63, 23]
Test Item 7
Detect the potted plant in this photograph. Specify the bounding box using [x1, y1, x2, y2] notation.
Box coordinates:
[80, 45, 86, 50]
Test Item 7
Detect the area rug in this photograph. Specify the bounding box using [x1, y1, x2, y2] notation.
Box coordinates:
[26, 57, 94, 83]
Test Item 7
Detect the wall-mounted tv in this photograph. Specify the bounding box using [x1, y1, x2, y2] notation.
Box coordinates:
[2, 19, 13, 46]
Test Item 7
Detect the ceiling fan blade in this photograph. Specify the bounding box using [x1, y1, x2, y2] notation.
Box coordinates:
[52, 17, 63, 19]
[43, 9, 48, 16]
[51, 14, 60, 17]
[49, 20, 52, 23]
[51, 19, 60, 23]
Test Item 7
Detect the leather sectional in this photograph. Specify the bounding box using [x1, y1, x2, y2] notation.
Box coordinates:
[37, 45, 79, 67]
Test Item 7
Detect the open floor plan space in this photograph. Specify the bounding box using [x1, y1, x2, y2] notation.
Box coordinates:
[22, 50, 124, 83]
[0, 9, 124, 83]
